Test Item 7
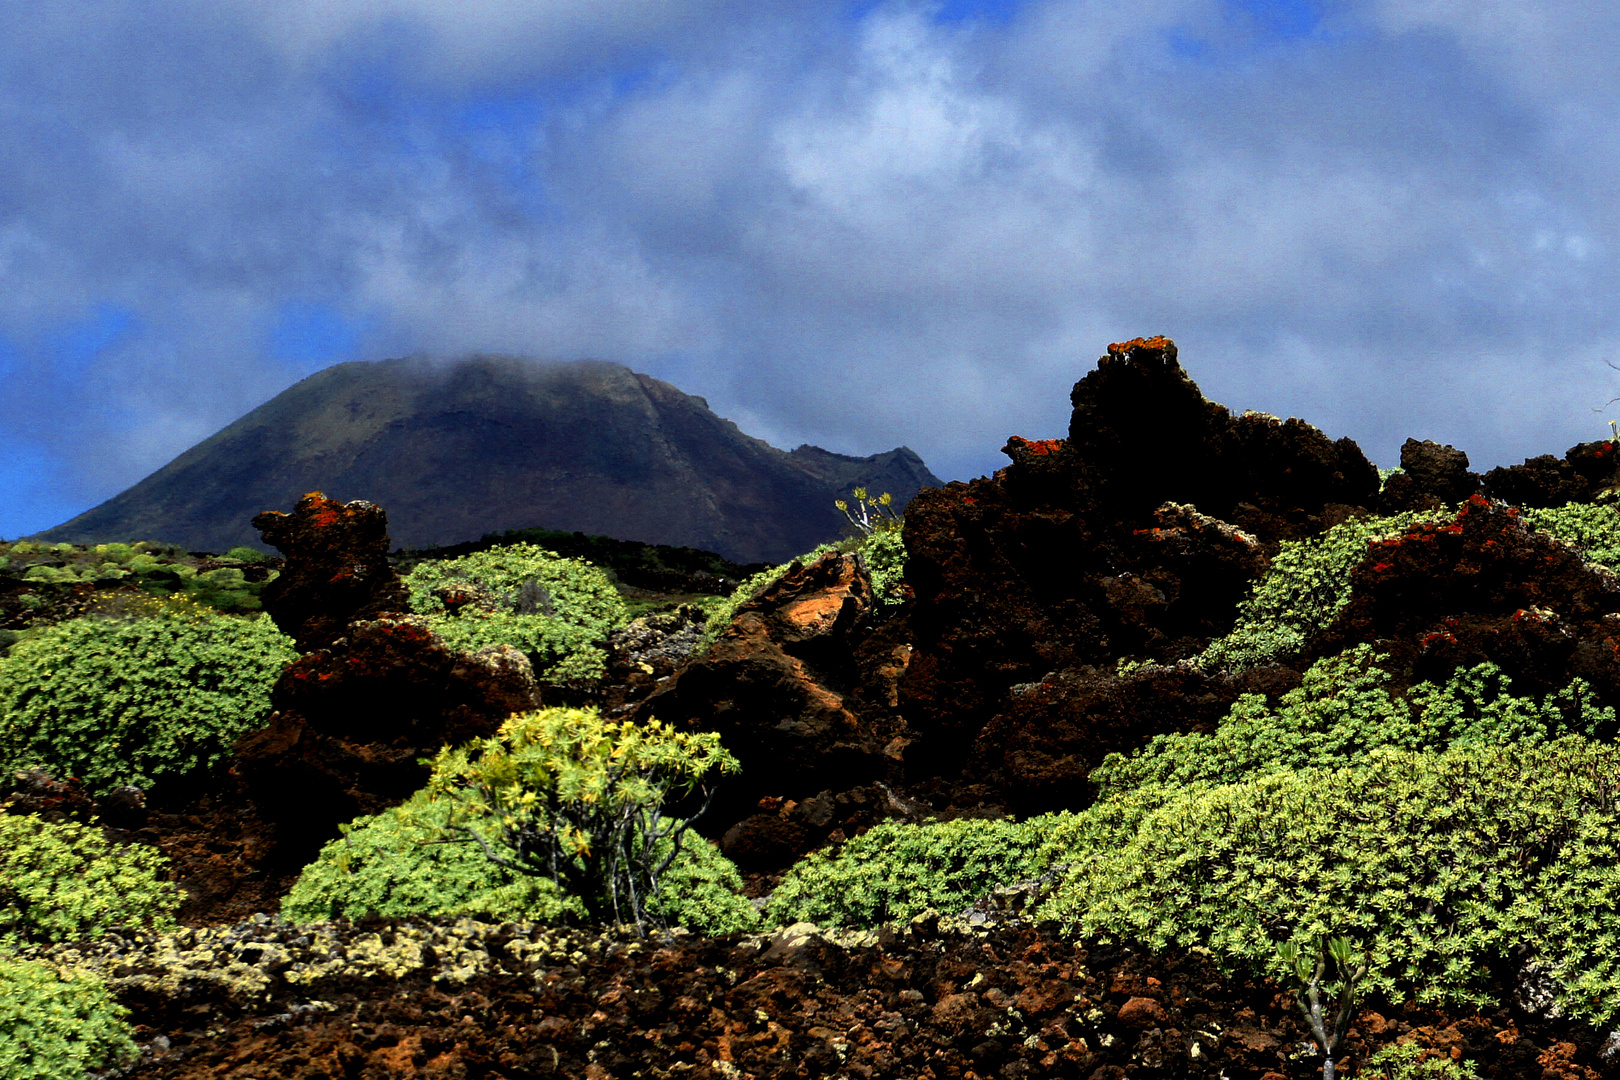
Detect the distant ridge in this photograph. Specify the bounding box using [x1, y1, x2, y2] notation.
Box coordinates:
[38, 356, 942, 565]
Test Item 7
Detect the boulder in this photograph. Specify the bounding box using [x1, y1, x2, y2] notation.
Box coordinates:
[234, 617, 543, 863]
[1377, 438, 1480, 512]
[1483, 439, 1620, 508]
[632, 550, 909, 860]
[252, 492, 408, 651]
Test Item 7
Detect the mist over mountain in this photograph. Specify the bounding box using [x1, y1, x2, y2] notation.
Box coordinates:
[37, 356, 940, 564]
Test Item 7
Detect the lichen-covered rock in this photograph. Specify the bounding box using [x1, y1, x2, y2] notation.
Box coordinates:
[252, 492, 408, 652]
[1483, 439, 1620, 508]
[1378, 438, 1481, 512]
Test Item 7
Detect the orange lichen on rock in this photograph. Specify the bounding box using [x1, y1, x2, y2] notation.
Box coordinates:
[1107, 335, 1175, 355]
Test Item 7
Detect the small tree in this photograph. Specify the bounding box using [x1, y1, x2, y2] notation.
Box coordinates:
[420, 707, 738, 931]
[1278, 935, 1370, 1080]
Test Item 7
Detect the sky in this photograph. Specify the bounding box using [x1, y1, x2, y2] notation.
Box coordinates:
[5, 0, 1620, 538]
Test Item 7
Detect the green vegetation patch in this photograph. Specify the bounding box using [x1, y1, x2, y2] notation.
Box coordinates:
[0, 954, 137, 1080]
[403, 543, 628, 683]
[764, 815, 1058, 930]
[1093, 644, 1615, 798]
[1197, 509, 1445, 671]
[0, 813, 180, 950]
[0, 603, 296, 796]
[1035, 737, 1620, 1027]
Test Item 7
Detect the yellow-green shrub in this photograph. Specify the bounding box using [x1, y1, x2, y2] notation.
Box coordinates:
[0, 814, 180, 949]
[0, 956, 136, 1079]
[0, 604, 295, 796]
[1036, 738, 1620, 1026]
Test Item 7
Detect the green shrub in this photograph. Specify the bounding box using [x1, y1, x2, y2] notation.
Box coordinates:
[764, 815, 1058, 930]
[1197, 509, 1444, 671]
[1036, 737, 1620, 1026]
[423, 610, 611, 682]
[0, 813, 181, 949]
[0, 955, 137, 1079]
[859, 522, 908, 608]
[403, 543, 627, 683]
[419, 707, 742, 929]
[1363, 1042, 1481, 1079]
[1519, 501, 1620, 572]
[0, 605, 296, 796]
[281, 787, 581, 925]
[1092, 645, 1614, 798]
[223, 545, 267, 562]
[288, 779, 756, 935]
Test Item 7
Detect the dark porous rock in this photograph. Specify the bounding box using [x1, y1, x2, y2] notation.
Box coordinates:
[234, 616, 543, 864]
[634, 551, 907, 852]
[900, 337, 1381, 780]
[720, 782, 935, 870]
[969, 661, 1304, 814]
[1484, 439, 1620, 508]
[252, 492, 409, 652]
[1378, 438, 1481, 513]
[1308, 495, 1620, 704]
[599, 604, 712, 715]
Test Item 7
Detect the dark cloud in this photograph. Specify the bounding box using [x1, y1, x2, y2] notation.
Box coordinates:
[4, 0, 1619, 537]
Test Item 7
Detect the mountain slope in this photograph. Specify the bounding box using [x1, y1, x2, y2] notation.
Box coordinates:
[39, 356, 940, 563]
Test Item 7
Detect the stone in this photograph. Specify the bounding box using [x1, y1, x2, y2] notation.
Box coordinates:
[899, 337, 1381, 798]
[633, 552, 898, 830]
[234, 617, 543, 862]
[252, 492, 408, 652]
[1308, 494, 1620, 701]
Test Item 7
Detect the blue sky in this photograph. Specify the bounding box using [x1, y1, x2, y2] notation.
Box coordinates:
[5, 0, 1620, 539]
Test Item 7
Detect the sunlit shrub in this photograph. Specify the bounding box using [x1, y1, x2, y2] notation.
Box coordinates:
[0, 604, 295, 795]
[0, 955, 137, 1080]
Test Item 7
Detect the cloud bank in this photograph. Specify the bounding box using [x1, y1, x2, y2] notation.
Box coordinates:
[4, 0, 1619, 537]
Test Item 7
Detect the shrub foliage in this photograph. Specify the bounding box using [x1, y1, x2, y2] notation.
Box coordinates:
[0, 955, 137, 1080]
[0, 813, 181, 949]
[764, 815, 1057, 930]
[0, 604, 295, 795]
[418, 707, 742, 929]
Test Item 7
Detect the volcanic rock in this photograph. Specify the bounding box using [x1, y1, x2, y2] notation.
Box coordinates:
[1306, 493, 1620, 704]
[899, 337, 1381, 790]
[632, 550, 911, 863]
[252, 492, 408, 652]
[1378, 438, 1481, 513]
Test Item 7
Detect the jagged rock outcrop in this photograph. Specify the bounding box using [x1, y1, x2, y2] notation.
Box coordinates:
[233, 494, 542, 863]
[251, 492, 408, 652]
[1306, 494, 1620, 703]
[1483, 437, 1620, 508]
[631, 550, 912, 865]
[1378, 437, 1482, 513]
[898, 337, 1380, 788]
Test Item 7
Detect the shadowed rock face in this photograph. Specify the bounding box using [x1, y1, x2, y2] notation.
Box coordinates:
[37, 356, 941, 565]
[898, 337, 1383, 781]
[233, 494, 543, 864]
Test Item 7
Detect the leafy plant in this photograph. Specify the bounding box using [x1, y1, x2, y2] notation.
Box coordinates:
[836, 487, 900, 536]
[1278, 935, 1369, 1080]
[1197, 509, 1444, 671]
[764, 815, 1058, 930]
[1092, 645, 1614, 798]
[1363, 1042, 1481, 1079]
[0, 813, 181, 949]
[1519, 500, 1620, 572]
[0, 604, 296, 796]
[418, 707, 740, 930]
[0, 955, 137, 1079]
[1036, 737, 1620, 1026]
[403, 543, 628, 683]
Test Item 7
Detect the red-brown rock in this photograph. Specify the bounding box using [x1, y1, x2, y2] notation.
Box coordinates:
[252, 492, 408, 651]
